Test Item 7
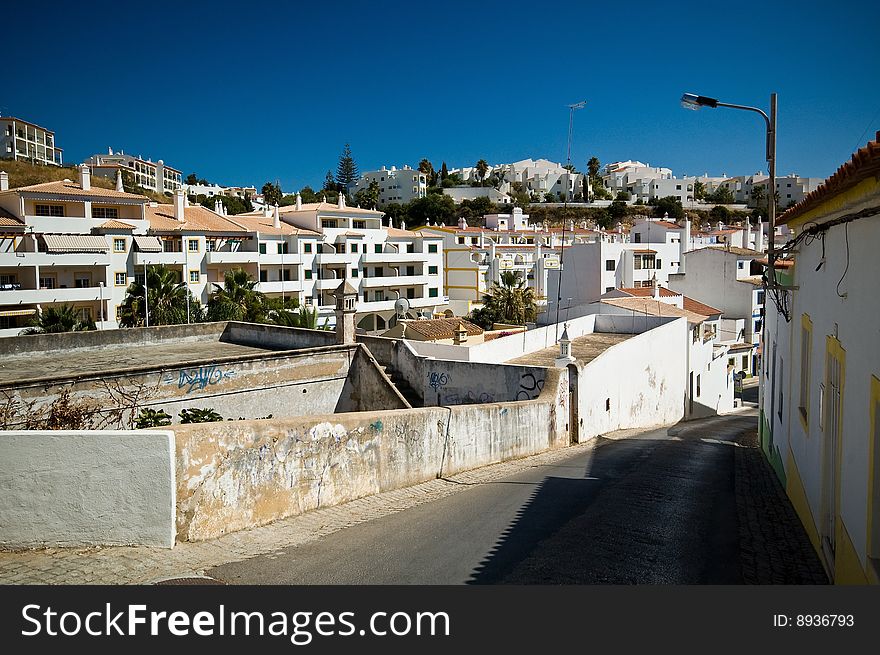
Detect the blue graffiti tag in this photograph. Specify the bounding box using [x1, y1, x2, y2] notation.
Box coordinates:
[428, 371, 449, 392]
[164, 365, 236, 394]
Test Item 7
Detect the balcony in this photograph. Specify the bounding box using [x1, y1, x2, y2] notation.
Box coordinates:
[205, 250, 261, 265]
[360, 251, 428, 263]
[361, 274, 429, 288]
[314, 252, 352, 265]
[133, 251, 188, 266]
[256, 280, 304, 294]
[356, 296, 442, 312]
[0, 252, 111, 268]
[255, 253, 303, 266]
[0, 286, 107, 305]
[314, 277, 348, 290]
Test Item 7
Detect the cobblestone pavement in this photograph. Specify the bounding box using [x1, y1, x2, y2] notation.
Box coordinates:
[0, 415, 828, 585]
[735, 429, 829, 584]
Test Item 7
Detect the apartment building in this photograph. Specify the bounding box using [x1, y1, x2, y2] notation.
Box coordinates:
[759, 133, 880, 584]
[86, 148, 183, 195]
[349, 165, 427, 207]
[0, 116, 63, 166]
[602, 160, 672, 195]
[185, 183, 257, 200]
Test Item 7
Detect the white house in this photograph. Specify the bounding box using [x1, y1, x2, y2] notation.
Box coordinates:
[0, 115, 63, 166]
[758, 133, 880, 584]
[86, 148, 182, 195]
[349, 165, 427, 207]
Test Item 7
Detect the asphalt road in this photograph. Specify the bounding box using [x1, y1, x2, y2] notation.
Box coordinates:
[210, 412, 760, 585]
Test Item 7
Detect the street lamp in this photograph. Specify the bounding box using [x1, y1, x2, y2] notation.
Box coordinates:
[680, 91, 777, 284]
[556, 100, 587, 341]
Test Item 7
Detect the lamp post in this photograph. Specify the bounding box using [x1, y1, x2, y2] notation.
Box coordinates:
[680, 92, 777, 285]
[556, 100, 587, 342]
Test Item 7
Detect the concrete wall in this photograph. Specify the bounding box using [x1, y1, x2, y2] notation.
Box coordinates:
[222, 322, 337, 350]
[421, 359, 549, 406]
[174, 367, 569, 541]
[0, 430, 175, 548]
[2, 344, 405, 429]
[577, 317, 687, 440]
[339, 345, 410, 411]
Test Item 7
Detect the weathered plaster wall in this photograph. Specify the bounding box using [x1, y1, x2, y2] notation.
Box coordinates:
[222, 322, 337, 350]
[421, 359, 549, 407]
[174, 367, 569, 541]
[0, 430, 175, 548]
[2, 345, 406, 428]
[577, 317, 687, 440]
[337, 345, 410, 411]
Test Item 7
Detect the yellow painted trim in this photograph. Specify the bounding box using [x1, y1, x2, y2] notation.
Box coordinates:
[188, 269, 200, 283]
[786, 176, 880, 229]
[187, 238, 200, 252]
[868, 375, 880, 566]
[112, 237, 127, 253]
[785, 444, 823, 558]
[446, 285, 478, 290]
[835, 518, 869, 584]
[798, 313, 813, 434]
[113, 271, 127, 287]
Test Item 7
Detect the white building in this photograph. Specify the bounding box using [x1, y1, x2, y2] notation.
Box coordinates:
[86, 148, 183, 195]
[441, 186, 512, 204]
[349, 165, 427, 207]
[0, 168, 446, 335]
[0, 116, 63, 166]
[759, 134, 880, 584]
[666, 245, 765, 375]
[185, 183, 257, 200]
[450, 158, 586, 202]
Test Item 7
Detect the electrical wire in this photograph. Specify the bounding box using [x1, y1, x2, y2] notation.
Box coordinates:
[835, 221, 850, 298]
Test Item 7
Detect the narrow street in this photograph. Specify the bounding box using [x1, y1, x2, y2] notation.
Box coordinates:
[209, 408, 827, 585]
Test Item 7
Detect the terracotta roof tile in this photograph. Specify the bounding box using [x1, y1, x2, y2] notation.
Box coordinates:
[618, 286, 679, 298]
[401, 318, 483, 340]
[227, 214, 318, 236]
[97, 219, 136, 230]
[4, 180, 149, 200]
[779, 132, 880, 225]
[599, 297, 708, 324]
[146, 204, 248, 234]
[682, 296, 722, 316]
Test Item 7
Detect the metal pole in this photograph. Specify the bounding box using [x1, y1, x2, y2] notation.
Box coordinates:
[143, 263, 149, 327]
[185, 249, 190, 324]
[767, 93, 777, 287]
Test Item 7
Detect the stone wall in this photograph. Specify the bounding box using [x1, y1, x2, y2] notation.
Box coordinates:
[174, 367, 569, 541]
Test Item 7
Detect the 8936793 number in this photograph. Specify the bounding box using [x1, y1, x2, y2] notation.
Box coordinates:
[773, 614, 854, 627]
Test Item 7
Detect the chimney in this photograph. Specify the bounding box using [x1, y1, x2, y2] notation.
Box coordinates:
[273, 204, 281, 228]
[652, 275, 660, 299]
[174, 188, 186, 221]
[79, 164, 91, 191]
[756, 216, 764, 252]
[337, 193, 345, 209]
[458, 216, 467, 230]
[108, 147, 113, 155]
[0, 171, 7, 192]
[717, 221, 723, 232]
[400, 220, 406, 230]
[453, 321, 468, 345]
[263, 203, 271, 217]
[295, 192, 302, 210]
[745, 219, 752, 250]
[115, 170, 124, 192]
[214, 198, 223, 214]
[184, 193, 190, 208]
[680, 214, 690, 274]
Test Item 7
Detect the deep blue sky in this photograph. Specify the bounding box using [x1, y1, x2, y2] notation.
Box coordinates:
[5, 0, 879, 191]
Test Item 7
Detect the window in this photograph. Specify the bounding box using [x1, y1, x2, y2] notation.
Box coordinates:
[406, 243, 415, 253]
[259, 243, 267, 254]
[696, 374, 701, 397]
[406, 265, 415, 276]
[38, 275, 55, 290]
[206, 240, 216, 252]
[75, 307, 92, 323]
[375, 244, 382, 253]
[799, 314, 812, 428]
[114, 272, 126, 286]
[633, 233, 641, 243]
[188, 239, 199, 252]
[429, 287, 438, 298]
[407, 288, 415, 299]
[606, 286, 614, 292]
[428, 265, 438, 275]
[351, 243, 359, 253]
[35, 204, 64, 217]
[282, 269, 291, 281]
[605, 259, 615, 271]
[374, 290, 385, 302]
[259, 269, 268, 282]
[352, 268, 359, 278]
[305, 296, 313, 306]
[457, 237, 465, 245]
[278, 242, 289, 254]
[113, 238, 126, 253]
[778, 356, 784, 420]
[728, 358, 735, 368]
[757, 290, 765, 305]
[471, 237, 478, 245]
[304, 270, 313, 279]
[93, 207, 119, 219]
[375, 267, 384, 277]
[743, 355, 749, 372]
[74, 273, 91, 288]
[189, 270, 200, 283]
[353, 220, 366, 230]
[321, 219, 337, 228]
[304, 243, 313, 253]
[428, 244, 438, 253]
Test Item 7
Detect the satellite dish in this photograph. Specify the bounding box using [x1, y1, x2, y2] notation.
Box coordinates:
[394, 297, 410, 318]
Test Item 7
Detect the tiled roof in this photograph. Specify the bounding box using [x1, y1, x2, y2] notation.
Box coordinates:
[653, 220, 683, 229]
[386, 227, 421, 237]
[227, 214, 318, 236]
[146, 204, 248, 233]
[401, 318, 483, 340]
[0, 206, 24, 226]
[688, 245, 762, 257]
[754, 257, 794, 269]
[280, 202, 384, 216]
[618, 286, 680, 298]
[4, 180, 149, 200]
[633, 248, 657, 254]
[779, 132, 880, 225]
[97, 219, 136, 230]
[682, 296, 722, 317]
[599, 297, 708, 324]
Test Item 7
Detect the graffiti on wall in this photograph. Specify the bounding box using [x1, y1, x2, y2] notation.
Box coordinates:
[442, 390, 495, 405]
[163, 365, 237, 394]
[427, 371, 449, 392]
[516, 372, 545, 401]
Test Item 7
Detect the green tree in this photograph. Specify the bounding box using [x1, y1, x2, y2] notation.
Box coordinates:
[336, 143, 359, 186]
[475, 159, 489, 186]
[118, 264, 201, 327]
[323, 170, 338, 193]
[179, 408, 224, 424]
[750, 184, 766, 210]
[615, 191, 630, 201]
[185, 173, 199, 185]
[458, 196, 494, 218]
[261, 181, 283, 207]
[544, 192, 556, 203]
[19, 305, 96, 335]
[134, 408, 172, 429]
[440, 162, 449, 181]
[418, 159, 437, 187]
[298, 186, 322, 203]
[481, 271, 537, 325]
[467, 305, 498, 330]
[587, 156, 601, 180]
[198, 194, 251, 215]
[206, 268, 266, 322]
[652, 196, 684, 219]
[693, 180, 706, 201]
[406, 194, 456, 225]
[706, 186, 735, 204]
[593, 208, 613, 230]
[591, 179, 611, 200]
[609, 199, 628, 221]
[354, 179, 380, 209]
[709, 205, 731, 222]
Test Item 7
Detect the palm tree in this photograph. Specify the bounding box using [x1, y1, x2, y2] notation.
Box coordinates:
[118, 264, 199, 327]
[587, 156, 601, 181]
[750, 184, 766, 211]
[482, 271, 537, 325]
[206, 268, 266, 322]
[475, 159, 489, 187]
[19, 305, 95, 335]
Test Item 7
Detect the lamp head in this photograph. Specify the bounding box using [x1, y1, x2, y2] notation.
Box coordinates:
[681, 93, 719, 110]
